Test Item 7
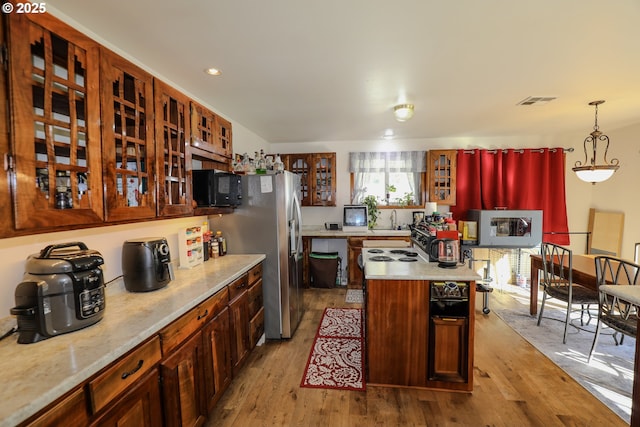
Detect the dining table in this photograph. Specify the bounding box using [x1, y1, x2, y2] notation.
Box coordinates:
[530, 254, 640, 426]
[529, 253, 598, 316]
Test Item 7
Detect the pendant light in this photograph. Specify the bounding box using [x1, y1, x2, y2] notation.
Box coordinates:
[572, 100, 619, 184]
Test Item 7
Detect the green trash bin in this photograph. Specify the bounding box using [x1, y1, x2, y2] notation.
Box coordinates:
[309, 251, 341, 288]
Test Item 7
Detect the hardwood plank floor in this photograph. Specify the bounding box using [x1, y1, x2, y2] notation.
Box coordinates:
[206, 288, 627, 427]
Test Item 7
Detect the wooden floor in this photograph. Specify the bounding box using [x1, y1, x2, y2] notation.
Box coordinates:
[206, 287, 627, 427]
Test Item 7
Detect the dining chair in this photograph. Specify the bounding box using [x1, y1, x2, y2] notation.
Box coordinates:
[588, 255, 640, 363]
[537, 242, 599, 344]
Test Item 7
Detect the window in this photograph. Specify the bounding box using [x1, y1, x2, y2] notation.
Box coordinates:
[349, 151, 426, 207]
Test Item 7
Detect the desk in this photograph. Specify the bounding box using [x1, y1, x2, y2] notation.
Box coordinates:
[529, 254, 597, 316]
[599, 285, 640, 427]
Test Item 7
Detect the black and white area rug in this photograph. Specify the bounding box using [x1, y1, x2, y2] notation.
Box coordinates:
[345, 289, 364, 304]
[492, 285, 633, 423]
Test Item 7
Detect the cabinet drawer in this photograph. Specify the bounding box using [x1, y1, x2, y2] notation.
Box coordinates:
[250, 307, 265, 349]
[25, 387, 89, 427]
[248, 278, 263, 319]
[160, 288, 228, 354]
[248, 263, 262, 285]
[88, 336, 161, 414]
[228, 274, 248, 301]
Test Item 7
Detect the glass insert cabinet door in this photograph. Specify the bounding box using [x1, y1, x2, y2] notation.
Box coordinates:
[154, 79, 192, 217]
[8, 13, 104, 229]
[100, 47, 156, 221]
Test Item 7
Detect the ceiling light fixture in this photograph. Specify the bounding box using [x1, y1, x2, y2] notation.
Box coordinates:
[383, 129, 395, 140]
[205, 67, 222, 76]
[393, 104, 414, 122]
[572, 100, 619, 184]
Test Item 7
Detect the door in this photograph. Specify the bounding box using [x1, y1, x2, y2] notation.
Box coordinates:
[8, 13, 104, 230]
[100, 47, 156, 222]
[285, 172, 304, 338]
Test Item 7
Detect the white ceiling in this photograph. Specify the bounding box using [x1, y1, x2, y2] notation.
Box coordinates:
[48, 0, 640, 144]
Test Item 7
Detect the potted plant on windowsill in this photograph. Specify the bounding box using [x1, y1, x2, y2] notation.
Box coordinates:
[399, 192, 414, 207]
[362, 195, 379, 229]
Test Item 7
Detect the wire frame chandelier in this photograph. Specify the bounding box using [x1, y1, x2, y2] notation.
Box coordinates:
[572, 100, 619, 184]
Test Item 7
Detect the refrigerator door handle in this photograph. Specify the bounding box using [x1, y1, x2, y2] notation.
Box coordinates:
[291, 190, 303, 256]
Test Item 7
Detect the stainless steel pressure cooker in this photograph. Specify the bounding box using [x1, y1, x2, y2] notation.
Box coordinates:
[10, 242, 106, 344]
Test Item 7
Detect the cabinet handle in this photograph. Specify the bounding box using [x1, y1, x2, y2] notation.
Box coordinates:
[197, 309, 209, 320]
[440, 317, 461, 322]
[121, 360, 144, 380]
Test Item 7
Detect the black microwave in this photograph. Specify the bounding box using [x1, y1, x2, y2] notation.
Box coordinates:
[192, 170, 243, 207]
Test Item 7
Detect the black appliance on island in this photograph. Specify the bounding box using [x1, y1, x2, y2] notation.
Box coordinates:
[122, 237, 174, 292]
[10, 242, 106, 344]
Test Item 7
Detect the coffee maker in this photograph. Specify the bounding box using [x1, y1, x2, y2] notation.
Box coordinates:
[122, 238, 174, 292]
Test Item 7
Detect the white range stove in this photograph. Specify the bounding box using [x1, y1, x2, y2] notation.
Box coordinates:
[362, 247, 427, 263]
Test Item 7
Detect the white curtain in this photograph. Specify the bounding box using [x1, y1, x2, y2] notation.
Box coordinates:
[349, 151, 426, 204]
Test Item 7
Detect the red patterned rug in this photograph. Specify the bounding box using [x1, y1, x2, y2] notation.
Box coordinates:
[300, 308, 365, 391]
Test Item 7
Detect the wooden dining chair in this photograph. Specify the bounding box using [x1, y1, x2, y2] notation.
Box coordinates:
[537, 242, 599, 344]
[588, 255, 640, 363]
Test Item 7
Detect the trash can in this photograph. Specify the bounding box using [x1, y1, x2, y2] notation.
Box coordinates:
[309, 251, 341, 288]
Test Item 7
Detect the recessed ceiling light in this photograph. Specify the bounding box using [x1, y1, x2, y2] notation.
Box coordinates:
[383, 129, 395, 139]
[205, 68, 222, 76]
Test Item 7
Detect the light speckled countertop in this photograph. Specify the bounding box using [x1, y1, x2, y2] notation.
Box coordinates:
[302, 225, 411, 238]
[363, 249, 480, 281]
[0, 254, 264, 427]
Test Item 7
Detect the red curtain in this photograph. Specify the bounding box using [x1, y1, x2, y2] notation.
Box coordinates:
[450, 148, 569, 245]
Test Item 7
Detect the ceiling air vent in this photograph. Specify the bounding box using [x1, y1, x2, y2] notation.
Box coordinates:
[517, 96, 557, 106]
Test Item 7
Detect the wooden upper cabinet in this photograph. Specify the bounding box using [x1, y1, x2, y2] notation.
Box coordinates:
[154, 79, 193, 217]
[100, 47, 156, 221]
[7, 13, 104, 230]
[427, 150, 457, 205]
[281, 152, 336, 206]
[190, 101, 233, 171]
[283, 153, 310, 205]
[310, 153, 336, 206]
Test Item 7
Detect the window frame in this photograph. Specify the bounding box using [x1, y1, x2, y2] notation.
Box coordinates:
[349, 171, 427, 210]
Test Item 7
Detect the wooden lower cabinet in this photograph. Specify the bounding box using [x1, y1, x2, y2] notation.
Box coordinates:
[160, 331, 207, 427]
[90, 368, 162, 427]
[229, 290, 250, 375]
[23, 388, 89, 427]
[202, 306, 233, 412]
[366, 279, 430, 386]
[366, 278, 474, 391]
[428, 316, 468, 384]
[21, 263, 263, 427]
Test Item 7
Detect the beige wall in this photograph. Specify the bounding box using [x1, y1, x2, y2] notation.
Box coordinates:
[272, 123, 640, 261]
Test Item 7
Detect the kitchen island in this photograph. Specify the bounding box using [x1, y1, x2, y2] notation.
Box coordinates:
[363, 248, 480, 391]
[0, 254, 264, 427]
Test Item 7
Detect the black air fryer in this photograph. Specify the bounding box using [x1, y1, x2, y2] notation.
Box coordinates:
[122, 238, 174, 292]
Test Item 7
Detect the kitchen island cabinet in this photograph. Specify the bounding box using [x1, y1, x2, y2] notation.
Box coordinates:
[1, 254, 264, 427]
[364, 250, 479, 391]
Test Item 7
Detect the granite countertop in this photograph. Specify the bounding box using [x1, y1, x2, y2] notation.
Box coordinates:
[599, 285, 640, 305]
[302, 225, 411, 237]
[0, 254, 265, 427]
[363, 248, 481, 281]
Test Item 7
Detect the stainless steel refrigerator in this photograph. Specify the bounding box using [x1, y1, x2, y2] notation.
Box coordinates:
[212, 171, 303, 339]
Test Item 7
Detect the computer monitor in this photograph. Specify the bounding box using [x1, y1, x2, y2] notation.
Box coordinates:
[342, 205, 368, 232]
